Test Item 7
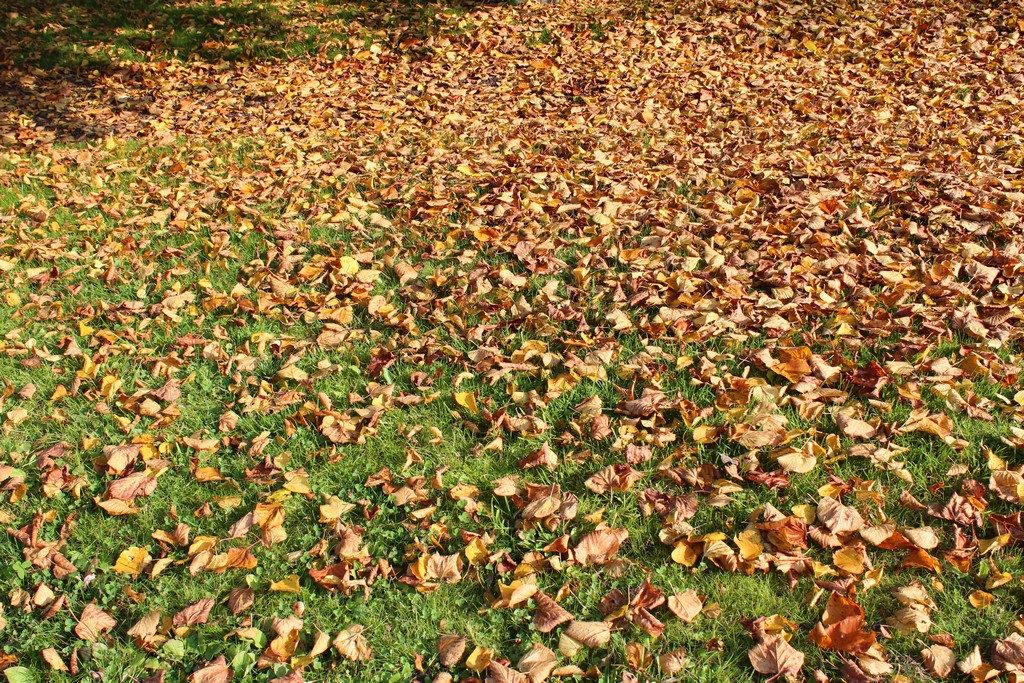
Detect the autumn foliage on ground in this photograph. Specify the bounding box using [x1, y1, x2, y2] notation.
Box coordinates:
[1, 0, 1024, 680]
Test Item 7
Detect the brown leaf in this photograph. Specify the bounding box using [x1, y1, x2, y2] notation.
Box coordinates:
[334, 624, 372, 661]
[438, 634, 467, 667]
[75, 603, 117, 642]
[770, 347, 813, 383]
[41, 647, 68, 671]
[667, 590, 704, 623]
[921, 644, 955, 678]
[562, 621, 611, 648]
[900, 410, 953, 440]
[487, 661, 528, 683]
[189, 655, 231, 683]
[173, 598, 214, 627]
[127, 610, 162, 640]
[616, 389, 666, 418]
[227, 588, 253, 614]
[573, 527, 628, 566]
[518, 643, 557, 683]
[106, 471, 159, 501]
[992, 633, 1024, 673]
[584, 464, 643, 494]
[659, 647, 687, 675]
[817, 497, 864, 534]
[836, 413, 876, 439]
[748, 635, 805, 679]
[269, 672, 304, 683]
[808, 592, 876, 654]
[533, 591, 573, 633]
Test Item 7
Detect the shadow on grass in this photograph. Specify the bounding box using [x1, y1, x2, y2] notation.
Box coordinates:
[1, 0, 499, 69]
[0, 0, 497, 143]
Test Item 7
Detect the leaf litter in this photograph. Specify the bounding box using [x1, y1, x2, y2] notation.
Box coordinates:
[0, 0, 1023, 680]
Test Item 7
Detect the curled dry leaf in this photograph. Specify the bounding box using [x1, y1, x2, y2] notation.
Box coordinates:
[659, 647, 687, 676]
[127, 610, 163, 648]
[487, 661, 528, 683]
[518, 643, 557, 683]
[770, 347, 813, 383]
[992, 633, 1024, 674]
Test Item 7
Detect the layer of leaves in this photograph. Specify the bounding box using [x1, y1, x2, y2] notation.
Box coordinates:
[1, 0, 1023, 680]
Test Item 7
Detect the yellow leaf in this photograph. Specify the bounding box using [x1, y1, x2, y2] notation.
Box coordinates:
[454, 391, 478, 415]
[338, 256, 360, 275]
[113, 546, 151, 576]
[465, 537, 490, 566]
[100, 375, 122, 400]
[792, 504, 816, 524]
[817, 482, 844, 498]
[283, 472, 311, 494]
[987, 449, 1006, 471]
[692, 424, 719, 444]
[77, 357, 98, 380]
[735, 529, 763, 561]
[969, 590, 994, 608]
[319, 495, 354, 522]
[497, 578, 537, 608]
[862, 567, 884, 591]
[833, 546, 866, 574]
[978, 534, 1010, 555]
[465, 646, 493, 672]
[671, 541, 699, 567]
[270, 575, 302, 593]
[449, 484, 479, 500]
[96, 498, 139, 516]
[150, 557, 175, 578]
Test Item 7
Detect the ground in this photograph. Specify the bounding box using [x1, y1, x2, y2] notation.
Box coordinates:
[1, 0, 1023, 681]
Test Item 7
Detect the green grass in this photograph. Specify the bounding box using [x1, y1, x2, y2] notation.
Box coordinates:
[2, 0, 1024, 680]
[1, 169, 1020, 677]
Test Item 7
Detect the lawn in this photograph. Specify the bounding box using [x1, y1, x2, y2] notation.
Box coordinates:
[1, 0, 1023, 681]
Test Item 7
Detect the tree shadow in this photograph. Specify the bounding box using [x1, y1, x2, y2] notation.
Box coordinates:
[0, 0, 496, 144]
[2, 0, 296, 69]
[1, 0, 500, 70]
